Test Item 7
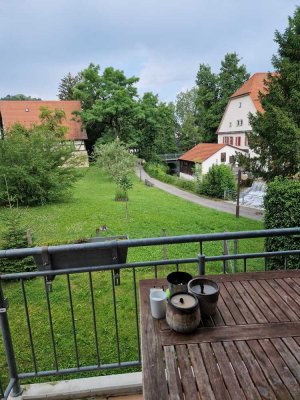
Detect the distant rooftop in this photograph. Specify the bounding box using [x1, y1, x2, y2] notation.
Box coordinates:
[230, 72, 273, 113]
[0, 100, 87, 141]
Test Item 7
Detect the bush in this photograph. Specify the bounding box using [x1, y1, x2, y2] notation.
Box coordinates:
[264, 178, 300, 269]
[145, 163, 195, 191]
[0, 115, 81, 206]
[200, 164, 236, 199]
[0, 209, 35, 274]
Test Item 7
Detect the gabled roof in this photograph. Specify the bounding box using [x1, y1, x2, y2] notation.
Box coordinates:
[0, 100, 87, 140]
[230, 73, 271, 113]
[179, 143, 227, 163]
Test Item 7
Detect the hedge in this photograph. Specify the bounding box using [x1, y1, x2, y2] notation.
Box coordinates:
[264, 178, 300, 269]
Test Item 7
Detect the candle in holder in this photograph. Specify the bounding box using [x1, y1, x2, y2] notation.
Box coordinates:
[188, 278, 220, 317]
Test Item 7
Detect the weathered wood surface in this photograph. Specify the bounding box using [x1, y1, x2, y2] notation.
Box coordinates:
[140, 270, 300, 400]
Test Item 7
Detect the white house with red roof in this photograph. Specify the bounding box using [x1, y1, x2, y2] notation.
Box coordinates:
[216, 73, 270, 157]
[179, 143, 247, 179]
[0, 100, 89, 166]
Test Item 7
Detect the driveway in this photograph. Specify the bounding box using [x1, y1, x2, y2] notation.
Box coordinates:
[138, 169, 264, 221]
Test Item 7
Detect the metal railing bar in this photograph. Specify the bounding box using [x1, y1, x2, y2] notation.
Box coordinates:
[244, 259, 247, 272]
[3, 379, 16, 399]
[176, 263, 179, 272]
[20, 280, 38, 374]
[0, 258, 198, 280]
[66, 275, 79, 369]
[2, 249, 300, 282]
[132, 268, 141, 362]
[154, 265, 157, 279]
[44, 277, 58, 371]
[285, 256, 288, 270]
[18, 360, 141, 379]
[88, 272, 100, 367]
[205, 250, 300, 262]
[1, 228, 299, 259]
[0, 378, 4, 398]
[111, 270, 121, 364]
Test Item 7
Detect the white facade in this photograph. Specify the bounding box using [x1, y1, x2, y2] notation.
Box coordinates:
[180, 145, 246, 180]
[217, 95, 257, 157]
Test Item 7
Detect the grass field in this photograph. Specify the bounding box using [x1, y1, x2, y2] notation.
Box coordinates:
[0, 166, 264, 388]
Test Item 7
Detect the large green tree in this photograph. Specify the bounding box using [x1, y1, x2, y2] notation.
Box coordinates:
[175, 88, 201, 151]
[138, 93, 177, 161]
[0, 108, 80, 206]
[247, 8, 300, 180]
[73, 64, 141, 150]
[195, 53, 249, 143]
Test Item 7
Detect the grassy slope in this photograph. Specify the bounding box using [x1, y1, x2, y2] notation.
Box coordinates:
[0, 167, 263, 386]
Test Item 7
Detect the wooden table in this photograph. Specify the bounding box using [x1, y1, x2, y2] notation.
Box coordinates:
[139, 270, 300, 400]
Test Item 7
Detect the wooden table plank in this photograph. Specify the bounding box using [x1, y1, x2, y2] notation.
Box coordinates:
[231, 281, 268, 323]
[188, 344, 216, 400]
[259, 338, 300, 399]
[267, 279, 300, 318]
[240, 280, 279, 322]
[250, 280, 290, 321]
[164, 346, 184, 400]
[247, 340, 293, 400]
[211, 342, 246, 400]
[199, 342, 230, 400]
[220, 283, 246, 325]
[276, 278, 300, 306]
[282, 337, 300, 363]
[176, 345, 199, 400]
[223, 281, 257, 324]
[223, 341, 261, 400]
[160, 322, 300, 345]
[271, 338, 300, 383]
[235, 341, 278, 400]
[140, 281, 169, 400]
[216, 292, 236, 325]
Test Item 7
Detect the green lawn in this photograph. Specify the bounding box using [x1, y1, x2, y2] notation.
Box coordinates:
[0, 166, 263, 388]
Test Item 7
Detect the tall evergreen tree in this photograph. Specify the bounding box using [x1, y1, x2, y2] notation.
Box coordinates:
[58, 72, 82, 100]
[248, 7, 300, 180]
[195, 54, 249, 143]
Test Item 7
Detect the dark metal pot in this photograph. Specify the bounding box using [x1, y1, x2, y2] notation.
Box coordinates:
[167, 271, 193, 295]
[188, 277, 220, 317]
[166, 292, 200, 334]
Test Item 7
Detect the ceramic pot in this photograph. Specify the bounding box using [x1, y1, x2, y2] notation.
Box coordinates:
[166, 292, 200, 333]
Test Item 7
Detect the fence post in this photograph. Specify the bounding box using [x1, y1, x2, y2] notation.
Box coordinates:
[233, 239, 238, 273]
[0, 281, 22, 397]
[198, 254, 206, 276]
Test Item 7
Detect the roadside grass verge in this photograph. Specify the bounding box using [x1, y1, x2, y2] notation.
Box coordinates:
[0, 166, 263, 387]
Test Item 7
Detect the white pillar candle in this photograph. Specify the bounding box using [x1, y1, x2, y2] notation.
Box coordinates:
[150, 290, 167, 319]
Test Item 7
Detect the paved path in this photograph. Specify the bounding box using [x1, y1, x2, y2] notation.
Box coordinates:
[138, 169, 264, 221]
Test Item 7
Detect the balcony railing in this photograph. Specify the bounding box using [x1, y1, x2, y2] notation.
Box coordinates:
[0, 227, 300, 399]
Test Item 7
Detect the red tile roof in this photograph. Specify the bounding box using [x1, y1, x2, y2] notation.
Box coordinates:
[0, 101, 87, 140]
[179, 143, 226, 163]
[230, 73, 272, 113]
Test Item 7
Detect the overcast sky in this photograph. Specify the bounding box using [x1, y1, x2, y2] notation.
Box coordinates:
[0, 0, 297, 103]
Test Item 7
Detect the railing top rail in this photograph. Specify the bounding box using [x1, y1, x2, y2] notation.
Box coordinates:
[0, 228, 299, 260]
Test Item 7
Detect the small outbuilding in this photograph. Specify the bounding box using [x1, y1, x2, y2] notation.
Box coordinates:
[179, 143, 247, 179]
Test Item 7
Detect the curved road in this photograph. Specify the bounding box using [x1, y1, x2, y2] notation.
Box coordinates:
[138, 168, 264, 221]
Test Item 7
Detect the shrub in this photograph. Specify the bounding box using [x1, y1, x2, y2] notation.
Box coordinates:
[145, 163, 195, 190]
[264, 178, 300, 269]
[0, 209, 35, 274]
[200, 164, 236, 199]
[0, 111, 81, 206]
